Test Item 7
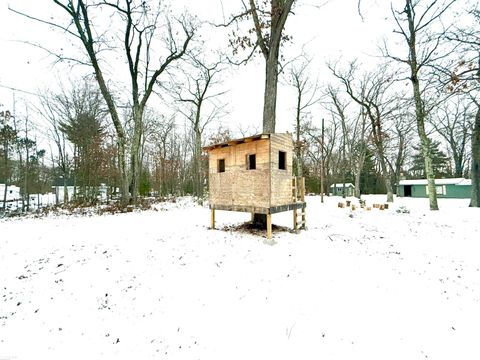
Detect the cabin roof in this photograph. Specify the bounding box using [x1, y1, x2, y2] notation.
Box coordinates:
[202, 133, 272, 151]
[399, 178, 471, 186]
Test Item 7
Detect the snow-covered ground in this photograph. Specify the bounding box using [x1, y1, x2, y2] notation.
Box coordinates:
[1, 195, 479, 360]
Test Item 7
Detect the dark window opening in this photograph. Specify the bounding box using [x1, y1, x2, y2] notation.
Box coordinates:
[247, 154, 256, 170]
[279, 151, 286, 170]
[218, 159, 225, 173]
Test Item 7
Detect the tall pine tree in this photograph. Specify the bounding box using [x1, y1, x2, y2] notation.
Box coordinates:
[410, 140, 451, 178]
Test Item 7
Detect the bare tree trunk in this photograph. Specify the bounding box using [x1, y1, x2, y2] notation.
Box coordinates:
[470, 105, 480, 207]
[378, 150, 394, 202]
[130, 109, 144, 203]
[354, 148, 366, 198]
[413, 94, 437, 208]
[320, 118, 325, 203]
[24, 142, 29, 212]
[413, 88, 438, 209]
[194, 128, 203, 197]
[295, 90, 302, 177]
[398, 0, 442, 210]
[248, 0, 294, 133]
[2, 143, 8, 211]
[342, 138, 346, 198]
[247, 0, 294, 227]
[263, 49, 279, 133]
[63, 177, 68, 204]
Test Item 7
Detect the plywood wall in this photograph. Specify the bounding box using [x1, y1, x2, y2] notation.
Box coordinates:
[208, 133, 294, 209]
[269, 133, 294, 206]
[209, 139, 270, 208]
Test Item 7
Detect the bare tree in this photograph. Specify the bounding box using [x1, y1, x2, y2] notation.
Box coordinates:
[330, 61, 396, 202]
[247, 0, 294, 133]
[220, 0, 294, 133]
[285, 55, 320, 177]
[0, 109, 18, 211]
[387, 0, 456, 210]
[431, 98, 473, 177]
[445, 4, 480, 206]
[304, 117, 339, 194]
[323, 85, 370, 199]
[472, 96, 480, 206]
[12, 0, 196, 204]
[148, 115, 179, 197]
[385, 101, 415, 195]
[37, 90, 72, 204]
[172, 55, 228, 198]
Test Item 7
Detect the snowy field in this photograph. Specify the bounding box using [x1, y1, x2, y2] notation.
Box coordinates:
[1, 195, 479, 360]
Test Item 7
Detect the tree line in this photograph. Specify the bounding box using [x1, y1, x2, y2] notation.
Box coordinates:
[1, 0, 479, 212]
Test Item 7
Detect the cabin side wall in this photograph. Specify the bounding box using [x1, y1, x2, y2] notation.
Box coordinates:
[409, 184, 471, 198]
[208, 139, 270, 208]
[270, 133, 294, 206]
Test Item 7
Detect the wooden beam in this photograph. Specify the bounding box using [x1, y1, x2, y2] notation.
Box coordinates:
[301, 177, 306, 202]
[210, 202, 306, 214]
[293, 208, 298, 231]
[211, 209, 215, 229]
[266, 213, 272, 239]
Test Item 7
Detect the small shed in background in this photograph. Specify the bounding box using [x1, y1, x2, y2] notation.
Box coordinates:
[398, 178, 472, 198]
[330, 183, 355, 197]
[203, 133, 306, 238]
[0, 184, 21, 201]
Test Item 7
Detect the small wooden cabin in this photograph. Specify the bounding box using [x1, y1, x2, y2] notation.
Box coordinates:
[203, 133, 306, 239]
[330, 183, 355, 197]
[398, 178, 472, 198]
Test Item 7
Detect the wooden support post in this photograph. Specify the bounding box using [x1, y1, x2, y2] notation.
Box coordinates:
[300, 177, 306, 230]
[292, 177, 297, 202]
[266, 213, 272, 239]
[301, 207, 306, 230]
[211, 209, 215, 229]
[251, 212, 255, 222]
[301, 177, 305, 202]
[293, 208, 298, 231]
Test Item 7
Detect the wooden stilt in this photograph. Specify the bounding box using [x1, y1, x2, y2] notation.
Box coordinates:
[301, 177, 305, 229]
[251, 212, 255, 222]
[293, 208, 298, 231]
[301, 207, 306, 229]
[266, 213, 272, 239]
[211, 208, 215, 229]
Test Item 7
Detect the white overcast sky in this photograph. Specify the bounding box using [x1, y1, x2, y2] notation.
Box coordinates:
[0, 0, 398, 141]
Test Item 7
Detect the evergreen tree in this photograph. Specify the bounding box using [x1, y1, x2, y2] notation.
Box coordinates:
[0, 110, 19, 211]
[360, 148, 385, 194]
[410, 140, 451, 178]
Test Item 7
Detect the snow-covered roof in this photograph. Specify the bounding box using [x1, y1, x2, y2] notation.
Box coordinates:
[0, 184, 20, 190]
[330, 183, 355, 188]
[399, 178, 471, 186]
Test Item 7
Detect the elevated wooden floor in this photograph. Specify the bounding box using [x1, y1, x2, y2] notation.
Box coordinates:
[209, 201, 306, 214]
[210, 177, 306, 240]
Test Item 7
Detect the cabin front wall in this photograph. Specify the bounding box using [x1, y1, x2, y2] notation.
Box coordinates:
[209, 139, 270, 208]
[400, 184, 472, 198]
[269, 133, 294, 206]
